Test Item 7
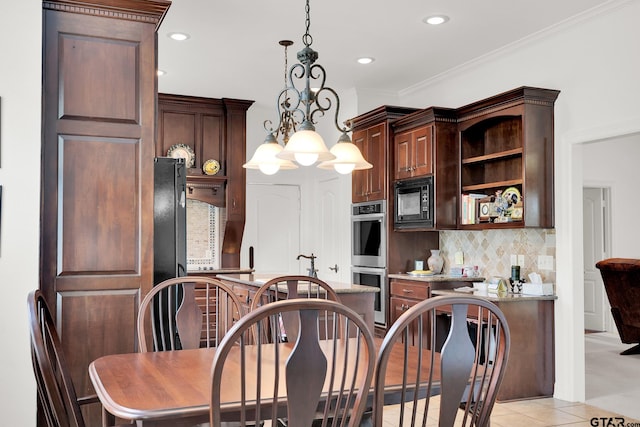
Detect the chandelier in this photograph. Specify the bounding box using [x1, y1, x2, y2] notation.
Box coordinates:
[244, 0, 372, 175]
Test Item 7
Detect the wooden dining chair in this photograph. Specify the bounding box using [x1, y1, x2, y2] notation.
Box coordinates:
[28, 290, 130, 427]
[250, 275, 340, 343]
[137, 276, 244, 352]
[210, 298, 375, 427]
[373, 295, 510, 427]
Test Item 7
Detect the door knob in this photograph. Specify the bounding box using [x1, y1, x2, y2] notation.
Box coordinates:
[329, 264, 339, 273]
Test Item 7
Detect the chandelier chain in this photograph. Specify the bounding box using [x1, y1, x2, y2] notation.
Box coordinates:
[284, 44, 288, 87]
[303, 0, 313, 47]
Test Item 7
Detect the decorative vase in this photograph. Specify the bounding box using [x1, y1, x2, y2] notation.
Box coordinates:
[427, 249, 444, 274]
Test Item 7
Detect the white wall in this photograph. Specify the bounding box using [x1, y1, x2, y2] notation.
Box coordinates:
[0, 1, 42, 424]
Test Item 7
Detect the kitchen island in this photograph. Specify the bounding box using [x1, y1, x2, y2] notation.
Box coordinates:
[217, 274, 379, 333]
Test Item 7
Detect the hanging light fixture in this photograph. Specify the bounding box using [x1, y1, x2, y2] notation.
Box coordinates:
[243, 40, 299, 175]
[270, 0, 372, 174]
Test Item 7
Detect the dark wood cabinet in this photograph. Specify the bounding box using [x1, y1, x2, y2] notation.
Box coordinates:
[156, 94, 253, 267]
[350, 106, 417, 203]
[40, 1, 170, 425]
[457, 87, 559, 229]
[389, 279, 431, 347]
[391, 107, 459, 230]
[390, 276, 555, 401]
[352, 123, 386, 202]
[393, 124, 433, 179]
[157, 94, 226, 177]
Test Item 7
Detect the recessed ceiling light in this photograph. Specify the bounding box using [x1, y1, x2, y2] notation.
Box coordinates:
[423, 15, 450, 25]
[168, 32, 190, 41]
[357, 57, 375, 65]
[157, 70, 166, 76]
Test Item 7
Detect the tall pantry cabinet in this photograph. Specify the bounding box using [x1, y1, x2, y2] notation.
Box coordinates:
[40, 1, 170, 425]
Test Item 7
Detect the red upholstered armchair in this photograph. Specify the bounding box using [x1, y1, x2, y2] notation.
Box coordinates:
[595, 258, 640, 355]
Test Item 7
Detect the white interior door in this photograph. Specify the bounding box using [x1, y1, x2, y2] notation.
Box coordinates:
[317, 177, 349, 283]
[583, 187, 610, 331]
[242, 184, 300, 274]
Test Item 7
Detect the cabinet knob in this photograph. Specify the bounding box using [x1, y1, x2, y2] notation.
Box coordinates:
[402, 289, 414, 294]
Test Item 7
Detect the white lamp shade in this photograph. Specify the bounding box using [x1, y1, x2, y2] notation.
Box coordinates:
[276, 129, 336, 165]
[317, 140, 373, 174]
[243, 140, 298, 175]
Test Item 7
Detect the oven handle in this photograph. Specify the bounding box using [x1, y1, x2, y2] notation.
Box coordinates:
[351, 266, 388, 275]
[351, 213, 385, 221]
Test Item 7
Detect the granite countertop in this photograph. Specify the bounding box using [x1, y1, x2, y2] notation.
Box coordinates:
[388, 273, 483, 283]
[431, 288, 557, 302]
[187, 268, 254, 275]
[217, 273, 380, 294]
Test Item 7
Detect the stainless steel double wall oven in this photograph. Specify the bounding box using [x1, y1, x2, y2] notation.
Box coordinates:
[351, 200, 387, 325]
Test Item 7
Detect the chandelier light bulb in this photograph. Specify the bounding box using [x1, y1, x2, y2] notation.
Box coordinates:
[334, 163, 356, 174]
[294, 152, 319, 166]
[258, 163, 280, 175]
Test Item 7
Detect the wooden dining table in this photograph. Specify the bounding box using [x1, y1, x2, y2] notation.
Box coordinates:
[89, 338, 442, 426]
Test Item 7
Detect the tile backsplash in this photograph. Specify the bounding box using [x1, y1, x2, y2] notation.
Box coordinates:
[186, 199, 226, 271]
[437, 229, 556, 283]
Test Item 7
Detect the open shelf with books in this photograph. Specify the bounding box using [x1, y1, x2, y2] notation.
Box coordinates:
[456, 87, 560, 229]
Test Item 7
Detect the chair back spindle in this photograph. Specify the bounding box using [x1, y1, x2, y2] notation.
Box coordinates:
[250, 275, 340, 344]
[138, 276, 244, 352]
[210, 298, 375, 427]
[374, 295, 510, 427]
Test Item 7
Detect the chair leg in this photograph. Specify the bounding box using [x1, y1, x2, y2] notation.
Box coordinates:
[620, 343, 640, 355]
[102, 407, 117, 426]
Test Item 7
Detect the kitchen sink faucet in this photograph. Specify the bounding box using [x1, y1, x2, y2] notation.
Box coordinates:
[297, 253, 318, 278]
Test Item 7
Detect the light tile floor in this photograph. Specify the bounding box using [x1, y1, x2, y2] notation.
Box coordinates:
[585, 332, 640, 420]
[491, 397, 639, 427]
[380, 396, 640, 426]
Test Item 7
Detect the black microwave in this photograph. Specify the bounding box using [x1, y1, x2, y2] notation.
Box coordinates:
[394, 176, 434, 229]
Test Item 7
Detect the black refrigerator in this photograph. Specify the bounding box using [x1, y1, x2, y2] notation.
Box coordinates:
[154, 157, 187, 285]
